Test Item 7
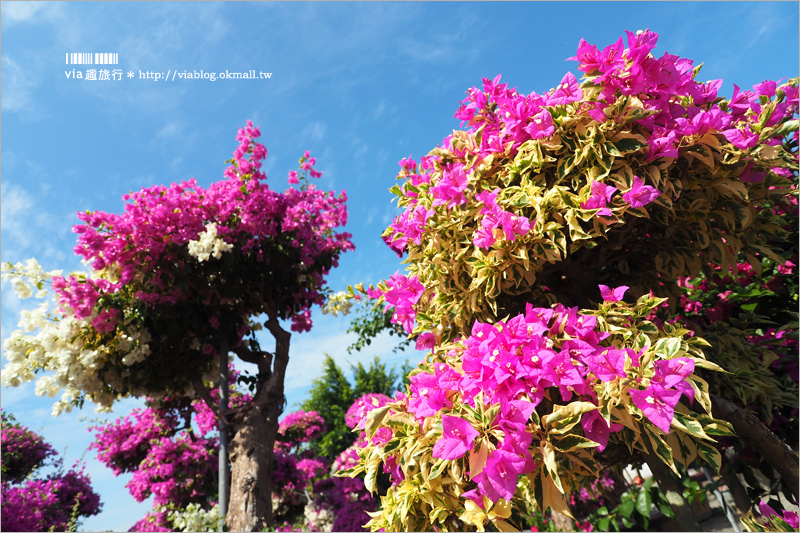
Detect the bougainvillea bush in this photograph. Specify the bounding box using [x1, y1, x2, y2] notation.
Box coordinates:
[342, 29, 798, 531]
[1, 410, 102, 532]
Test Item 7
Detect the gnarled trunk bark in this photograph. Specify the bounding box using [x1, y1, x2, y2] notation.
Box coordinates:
[227, 392, 273, 531]
[710, 393, 799, 500]
[226, 317, 291, 532]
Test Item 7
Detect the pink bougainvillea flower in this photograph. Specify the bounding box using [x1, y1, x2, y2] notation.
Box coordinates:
[777, 259, 795, 275]
[622, 176, 660, 208]
[587, 348, 627, 382]
[738, 162, 766, 183]
[624, 29, 659, 64]
[473, 224, 498, 249]
[599, 284, 629, 302]
[474, 448, 527, 502]
[542, 351, 585, 401]
[415, 331, 437, 351]
[432, 415, 480, 460]
[759, 501, 779, 519]
[524, 108, 555, 140]
[581, 410, 623, 452]
[722, 125, 760, 150]
[753, 80, 778, 98]
[499, 211, 531, 241]
[581, 181, 618, 216]
[408, 371, 450, 418]
[629, 384, 682, 433]
[431, 162, 469, 207]
[652, 358, 695, 388]
[499, 400, 537, 431]
[547, 72, 582, 106]
[586, 100, 610, 123]
[689, 78, 724, 106]
[759, 500, 800, 529]
[405, 204, 435, 245]
[783, 510, 800, 529]
[567, 38, 601, 74]
[645, 129, 679, 161]
[625, 347, 642, 368]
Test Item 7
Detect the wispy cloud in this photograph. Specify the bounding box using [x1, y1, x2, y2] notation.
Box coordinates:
[0, 179, 75, 266]
[0, 1, 64, 25]
[302, 121, 327, 142]
[0, 56, 38, 112]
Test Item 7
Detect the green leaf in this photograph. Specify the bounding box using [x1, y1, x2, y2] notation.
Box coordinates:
[636, 487, 653, 517]
[365, 405, 391, 439]
[552, 434, 601, 451]
[598, 517, 610, 531]
[612, 137, 647, 155]
[620, 496, 634, 518]
[696, 440, 723, 473]
[655, 337, 682, 358]
[657, 501, 675, 518]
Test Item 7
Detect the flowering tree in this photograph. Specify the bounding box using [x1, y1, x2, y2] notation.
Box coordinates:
[343, 30, 798, 531]
[2, 121, 354, 530]
[1, 410, 102, 531]
[90, 364, 336, 532]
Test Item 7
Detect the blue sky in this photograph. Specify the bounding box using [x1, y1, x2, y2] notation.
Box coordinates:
[1, 1, 798, 530]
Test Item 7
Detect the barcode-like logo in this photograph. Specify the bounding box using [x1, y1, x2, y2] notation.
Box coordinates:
[66, 53, 118, 65]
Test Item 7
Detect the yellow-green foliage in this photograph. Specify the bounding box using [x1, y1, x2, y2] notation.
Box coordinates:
[343, 297, 734, 532]
[380, 80, 798, 343]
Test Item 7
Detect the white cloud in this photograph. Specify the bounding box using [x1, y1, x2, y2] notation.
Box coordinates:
[0, 179, 34, 232]
[373, 101, 386, 119]
[0, 55, 37, 112]
[0, 1, 60, 24]
[302, 121, 327, 142]
[0, 180, 73, 265]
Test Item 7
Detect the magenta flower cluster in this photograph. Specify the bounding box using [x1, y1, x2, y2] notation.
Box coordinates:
[53, 120, 354, 336]
[90, 367, 248, 527]
[89, 407, 178, 475]
[369, 272, 425, 334]
[345, 393, 392, 430]
[275, 410, 327, 453]
[2, 468, 102, 532]
[383, 29, 798, 262]
[1, 411, 101, 532]
[127, 434, 218, 507]
[130, 508, 172, 532]
[758, 501, 800, 529]
[1, 409, 56, 483]
[392, 287, 696, 506]
[472, 188, 532, 249]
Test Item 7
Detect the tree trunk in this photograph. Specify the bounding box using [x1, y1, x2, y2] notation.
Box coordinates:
[710, 393, 799, 500]
[549, 511, 575, 532]
[644, 443, 703, 532]
[227, 390, 273, 532]
[226, 316, 291, 531]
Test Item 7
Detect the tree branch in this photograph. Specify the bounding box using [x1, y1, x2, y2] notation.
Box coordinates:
[711, 393, 799, 500]
[231, 344, 270, 366]
[191, 376, 221, 420]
